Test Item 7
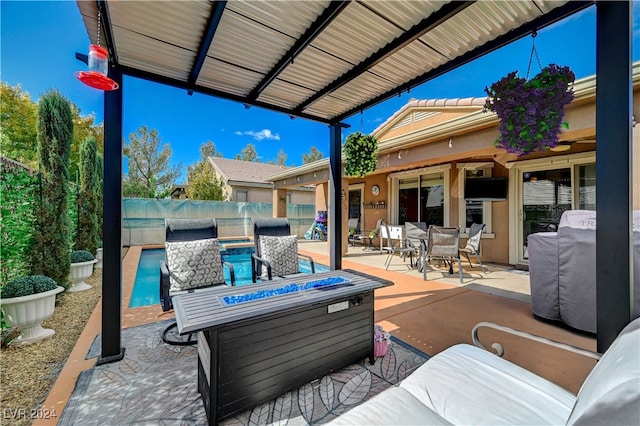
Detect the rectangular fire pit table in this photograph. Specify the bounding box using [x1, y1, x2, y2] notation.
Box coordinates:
[172, 269, 393, 424]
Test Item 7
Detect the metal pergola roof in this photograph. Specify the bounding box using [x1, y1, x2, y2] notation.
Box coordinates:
[78, 0, 593, 125]
[76, 1, 634, 365]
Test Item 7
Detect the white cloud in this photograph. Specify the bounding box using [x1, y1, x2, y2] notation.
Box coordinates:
[236, 128, 281, 141]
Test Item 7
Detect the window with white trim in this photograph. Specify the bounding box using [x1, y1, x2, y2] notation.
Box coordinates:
[457, 163, 493, 233]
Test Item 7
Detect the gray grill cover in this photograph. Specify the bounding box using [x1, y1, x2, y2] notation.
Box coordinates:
[530, 210, 640, 333]
[528, 232, 560, 321]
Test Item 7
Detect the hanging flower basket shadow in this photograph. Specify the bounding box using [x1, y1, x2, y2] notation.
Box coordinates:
[484, 64, 575, 155]
[344, 132, 379, 178]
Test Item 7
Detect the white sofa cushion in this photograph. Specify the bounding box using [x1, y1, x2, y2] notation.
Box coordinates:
[328, 386, 451, 425]
[165, 238, 224, 292]
[567, 318, 640, 425]
[400, 344, 576, 425]
[259, 235, 299, 278]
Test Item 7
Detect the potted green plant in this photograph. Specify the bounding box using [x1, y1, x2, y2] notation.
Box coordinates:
[68, 249, 97, 292]
[0, 275, 64, 345]
[344, 132, 379, 177]
[484, 64, 575, 155]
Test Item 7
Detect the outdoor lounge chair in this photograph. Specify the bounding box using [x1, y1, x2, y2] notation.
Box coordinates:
[351, 218, 385, 250]
[459, 223, 487, 273]
[425, 225, 464, 283]
[251, 218, 315, 282]
[159, 218, 235, 344]
[329, 317, 640, 425]
[347, 217, 360, 247]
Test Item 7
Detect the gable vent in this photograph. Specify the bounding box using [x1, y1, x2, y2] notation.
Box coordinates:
[393, 114, 413, 129]
[414, 111, 438, 122]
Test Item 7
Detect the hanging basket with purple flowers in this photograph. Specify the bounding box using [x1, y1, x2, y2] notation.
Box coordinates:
[484, 64, 575, 155]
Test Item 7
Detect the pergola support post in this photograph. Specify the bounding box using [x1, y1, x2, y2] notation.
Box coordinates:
[595, 0, 633, 352]
[97, 66, 125, 365]
[329, 123, 342, 270]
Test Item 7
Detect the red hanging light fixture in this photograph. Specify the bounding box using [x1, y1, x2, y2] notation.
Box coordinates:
[75, 8, 119, 91]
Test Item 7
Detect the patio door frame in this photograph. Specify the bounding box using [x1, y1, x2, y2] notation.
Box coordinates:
[348, 183, 365, 230]
[506, 151, 595, 265]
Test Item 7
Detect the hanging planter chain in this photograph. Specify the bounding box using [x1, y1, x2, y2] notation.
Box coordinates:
[526, 31, 542, 79]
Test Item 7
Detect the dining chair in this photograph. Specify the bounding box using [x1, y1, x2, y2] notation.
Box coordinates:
[405, 222, 428, 271]
[425, 225, 464, 283]
[459, 223, 487, 273]
[383, 223, 418, 270]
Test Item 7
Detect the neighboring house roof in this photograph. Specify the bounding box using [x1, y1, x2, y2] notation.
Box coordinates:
[208, 157, 289, 188]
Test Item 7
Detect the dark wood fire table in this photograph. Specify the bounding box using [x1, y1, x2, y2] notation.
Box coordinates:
[172, 269, 393, 424]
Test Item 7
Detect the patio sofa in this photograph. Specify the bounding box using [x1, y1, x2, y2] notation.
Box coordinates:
[528, 210, 640, 333]
[329, 318, 640, 425]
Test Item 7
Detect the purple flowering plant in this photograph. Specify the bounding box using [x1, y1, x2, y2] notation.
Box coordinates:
[484, 64, 575, 155]
[374, 324, 391, 343]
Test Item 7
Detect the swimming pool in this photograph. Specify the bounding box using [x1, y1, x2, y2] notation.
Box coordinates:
[129, 246, 328, 308]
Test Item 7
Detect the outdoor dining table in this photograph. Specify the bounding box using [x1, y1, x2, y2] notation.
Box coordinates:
[172, 269, 393, 425]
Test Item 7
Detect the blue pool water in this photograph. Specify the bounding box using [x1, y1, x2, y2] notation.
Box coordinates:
[129, 246, 328, 308]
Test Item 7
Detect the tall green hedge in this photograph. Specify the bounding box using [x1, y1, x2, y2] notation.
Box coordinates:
[0, 165, 38, 284]
[31, 90, 73, 287]
[75, 137, 99, 254]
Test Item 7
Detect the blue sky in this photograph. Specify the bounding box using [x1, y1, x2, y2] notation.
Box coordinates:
[2, 1, 640, 184]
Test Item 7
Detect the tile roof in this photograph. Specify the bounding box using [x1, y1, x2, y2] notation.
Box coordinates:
[372, 96, 487, 135]
[208, 157, 289, 184]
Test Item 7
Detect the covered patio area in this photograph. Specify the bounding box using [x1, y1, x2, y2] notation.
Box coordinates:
[78, 0, 634, 364]
[35, 242, 596, 423]
[67, 0, 634, 423]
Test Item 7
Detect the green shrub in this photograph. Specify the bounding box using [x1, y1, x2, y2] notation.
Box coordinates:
[31, 90, 73, 286]
[70, 249, 95, 263]
[1, 275, 58, 298]
[75, 137, 99, 254]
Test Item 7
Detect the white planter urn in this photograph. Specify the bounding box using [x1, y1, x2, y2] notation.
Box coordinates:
[68, 259, 98, 292]
[95, 248, 103, 269]
[0, 286, 65, 345]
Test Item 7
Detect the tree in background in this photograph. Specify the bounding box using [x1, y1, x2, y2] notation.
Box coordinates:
[75, 137, 99, 254]
[0, 83, 38, 166]
[123, 125, 181, 198]
[276, 148, 287, 166]
[265, 148, 288, 166]
[302, 146, 324, 164]
[70, 108, 103, 183]
[31, 90, 73, 287]
[186, 142, 227, 200]
[0, 83, 103, 177]
[235, 143, 259, 162]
